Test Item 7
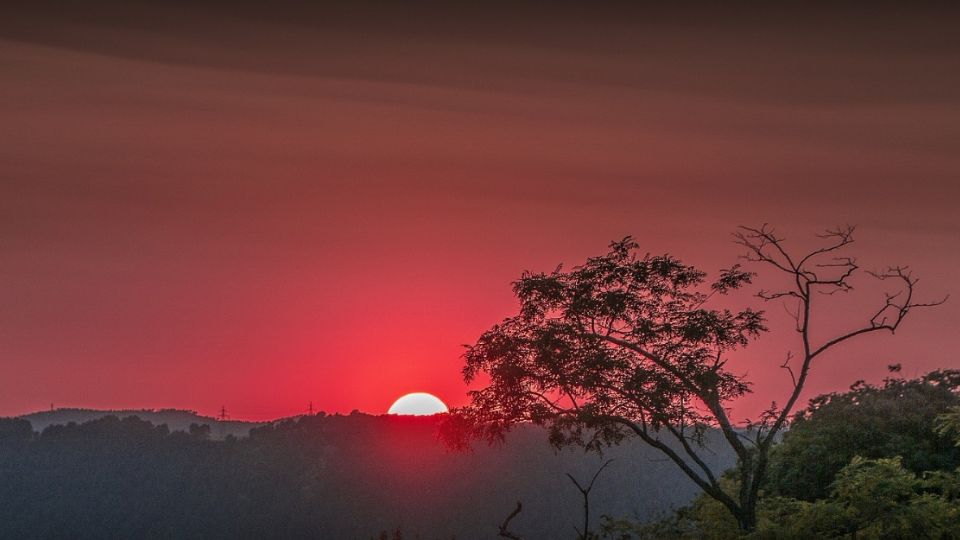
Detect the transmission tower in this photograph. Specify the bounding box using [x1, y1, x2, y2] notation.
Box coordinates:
[308, 401, 314, 415]
[218, 405, 228, 421]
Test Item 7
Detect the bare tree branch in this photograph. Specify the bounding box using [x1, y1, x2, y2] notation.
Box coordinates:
[567, 459, 615, 540]
[605, 416, 742, 520]
[498, 502, 524, 540]
[781, 352, 797, 388]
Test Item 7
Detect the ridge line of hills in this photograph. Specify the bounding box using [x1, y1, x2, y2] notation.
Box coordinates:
[3, 407, 737, 538]
[19, 407, 273, 439]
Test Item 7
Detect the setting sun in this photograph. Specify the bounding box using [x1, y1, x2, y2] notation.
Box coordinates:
[387, 393, 448, 416]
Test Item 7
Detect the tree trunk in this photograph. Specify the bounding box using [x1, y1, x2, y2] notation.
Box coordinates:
[737, 511, 757, 533]
[733, 446, 771, 533]
[737, 498, 757, 532]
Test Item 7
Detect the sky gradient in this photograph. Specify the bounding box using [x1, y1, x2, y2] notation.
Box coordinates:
[2, 2, 959, 420]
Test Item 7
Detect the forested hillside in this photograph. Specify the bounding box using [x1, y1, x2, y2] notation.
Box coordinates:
[21, 408, 263, 439]
[0, 413, 734, 539]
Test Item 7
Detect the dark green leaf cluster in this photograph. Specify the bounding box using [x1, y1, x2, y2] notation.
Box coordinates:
[765, 370, 960, 501]
[618, 370, 960, 539]
[657, 457, 960, 540]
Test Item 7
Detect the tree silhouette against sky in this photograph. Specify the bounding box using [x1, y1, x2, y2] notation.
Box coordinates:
[445, 225, 946, 531]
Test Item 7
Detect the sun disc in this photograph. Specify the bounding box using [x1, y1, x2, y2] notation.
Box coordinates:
[388, 392, 448, 416]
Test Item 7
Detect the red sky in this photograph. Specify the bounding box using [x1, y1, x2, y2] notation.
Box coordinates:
[2, 2, 959, 420]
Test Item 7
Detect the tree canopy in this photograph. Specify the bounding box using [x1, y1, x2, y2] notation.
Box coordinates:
[766, 370, 960, 501]
[452, 237, 762, 450]
[446, 225, 944, 531]
[614, 371, 960, 539]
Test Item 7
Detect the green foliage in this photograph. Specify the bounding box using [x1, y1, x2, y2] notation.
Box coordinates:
[611, 458, 960, 540]
[757, 457, 960, 539]
[766, 370, 960, 501]
[937, 406, 960, 446]
[609, 371, 960, 539]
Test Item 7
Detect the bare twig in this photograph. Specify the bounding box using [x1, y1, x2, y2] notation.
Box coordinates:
[567, 459, 615, 540]
[498, 501, 524, 540]
[780, 352, 797, 388]
[731, 223, 945, 529]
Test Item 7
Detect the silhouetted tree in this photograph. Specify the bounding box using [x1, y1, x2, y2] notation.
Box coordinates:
[0, 418, 32, 443]
[567, 459, 614, 539]
[444, 225, 945, 531]
[189, 422, 212, 440]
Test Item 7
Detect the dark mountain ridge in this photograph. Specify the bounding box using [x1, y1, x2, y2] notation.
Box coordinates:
[0, 411, 736, 539]
[20, 407, 265, 439]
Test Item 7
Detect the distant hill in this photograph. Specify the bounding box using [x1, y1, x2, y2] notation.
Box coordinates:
[0, 412, 736, 539]
[20, 408, 265, 439]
